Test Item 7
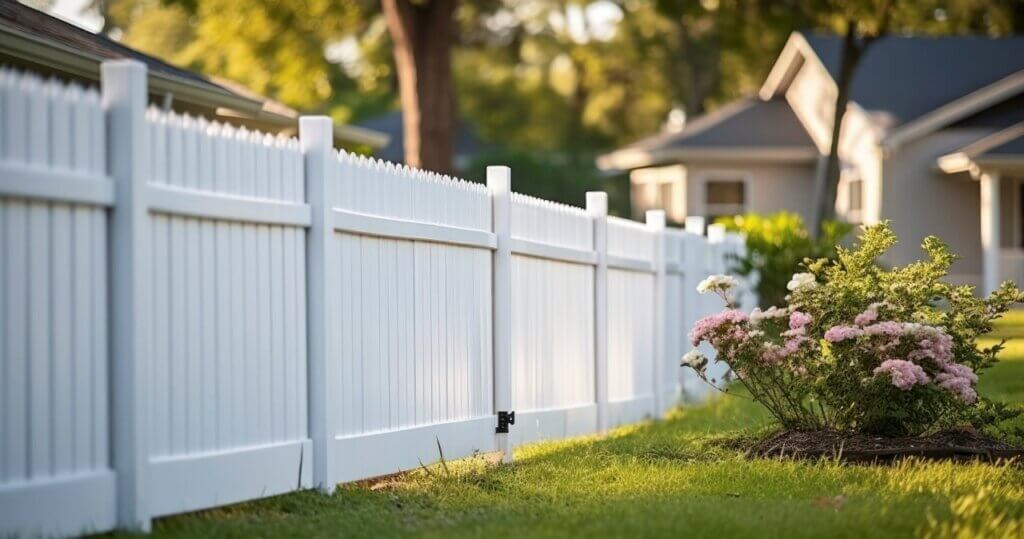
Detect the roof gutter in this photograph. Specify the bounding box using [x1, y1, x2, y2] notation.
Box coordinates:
[598, 146, 819, 171]
[0, 24, 262, 114]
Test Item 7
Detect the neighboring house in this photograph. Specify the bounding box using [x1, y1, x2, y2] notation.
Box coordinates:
[356, 110, 491, 172]
[0, 1, 388, 150]
[599, 32, 1024, 294]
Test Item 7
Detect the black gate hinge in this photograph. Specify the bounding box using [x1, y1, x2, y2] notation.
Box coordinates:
[496, 410, 516, 433]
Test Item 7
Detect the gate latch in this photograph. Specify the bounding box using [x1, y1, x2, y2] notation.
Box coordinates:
[496, 411, 516, 433]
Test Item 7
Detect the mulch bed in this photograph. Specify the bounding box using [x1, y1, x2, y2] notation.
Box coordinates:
[746, 429, 1024, 463]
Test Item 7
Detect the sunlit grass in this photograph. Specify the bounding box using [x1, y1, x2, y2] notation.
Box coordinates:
[112, 314, 1024, 539]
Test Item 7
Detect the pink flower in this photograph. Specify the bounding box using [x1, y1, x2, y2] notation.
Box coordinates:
[873, 359, 930, 390]
[935, 363, 978, 403]
[689, 309, 748, 347]
[824, 325, 862, 343]
[854, 309, 878, 326]
[789, 311, 812, 331]
[864, 321, 903, 336]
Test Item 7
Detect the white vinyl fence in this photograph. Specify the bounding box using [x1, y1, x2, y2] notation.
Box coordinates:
[0, 60, 750, 537]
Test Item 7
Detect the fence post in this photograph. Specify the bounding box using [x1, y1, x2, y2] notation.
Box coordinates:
[103, 59, 151, 532]
[646, 210, 668, 417]
[488, 166, 514, 462]
[586, 192, 609, 434]
[300, 116, 338, 493]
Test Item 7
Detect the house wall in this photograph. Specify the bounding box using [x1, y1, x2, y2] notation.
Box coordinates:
[880, 128, 994, 286]
[777, 39, 892, 227]
[684, 161, 817, 223]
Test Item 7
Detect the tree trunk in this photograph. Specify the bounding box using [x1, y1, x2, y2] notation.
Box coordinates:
[382, 0, 457, 173]
[810, 20, 863, 238]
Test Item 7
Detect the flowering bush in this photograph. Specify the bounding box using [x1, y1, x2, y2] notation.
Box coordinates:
[684, 222, 1024, 436]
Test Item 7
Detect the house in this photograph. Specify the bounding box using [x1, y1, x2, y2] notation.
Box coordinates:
[598, 32, 1024, 294]
[0, 0, 388, 150]
[356, 110, 492, 172]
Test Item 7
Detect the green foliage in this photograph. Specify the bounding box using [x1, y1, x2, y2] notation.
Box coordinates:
[690, 222, 1024, 436]
[717, 212, 852, 309]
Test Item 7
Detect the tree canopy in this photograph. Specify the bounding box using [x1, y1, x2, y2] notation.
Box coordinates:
[90, 0, 1024, 204]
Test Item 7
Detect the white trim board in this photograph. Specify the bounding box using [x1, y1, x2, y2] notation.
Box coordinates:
[333, 208, 497, 250]
[607, 396, 656, 428]
[330, 416, 497, 484]
[147, 439, 313, 517]
[511, 237, 597, 266]
[0, 471, 117, 538]
[0, 162, 115, 206]
[147, 183, 312, 227]
[510, 403, 599, 446]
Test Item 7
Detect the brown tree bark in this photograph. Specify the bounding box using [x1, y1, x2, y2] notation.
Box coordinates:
[810, 3, 890, 238]
[811, 20, 862, 235]
[382, 0, 457, 174]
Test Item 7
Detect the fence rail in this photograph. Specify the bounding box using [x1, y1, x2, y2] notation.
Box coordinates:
[0, 61, 751, 537]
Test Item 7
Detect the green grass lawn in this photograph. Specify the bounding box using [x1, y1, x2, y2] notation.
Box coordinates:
[117, 322, 1024, 539]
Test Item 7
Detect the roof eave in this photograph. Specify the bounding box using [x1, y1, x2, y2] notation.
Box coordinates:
[883, 70, 1024, 151]
[217, 107, 390, 148]
[0, 24, 262, 114]
[598, 146, 819, 171]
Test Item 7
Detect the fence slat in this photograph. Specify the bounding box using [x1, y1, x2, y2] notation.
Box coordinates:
[488, 166, 513, 462]
[103, 59, 152, 533]
[587, 193, 609, 434]
[300, 116, 338, 494]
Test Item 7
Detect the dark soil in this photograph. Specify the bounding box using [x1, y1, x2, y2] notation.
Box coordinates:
[745, 429, 1024, 463]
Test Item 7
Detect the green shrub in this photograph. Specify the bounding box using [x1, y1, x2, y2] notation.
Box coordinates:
[684, 222, 1024, 436]
[717, 212, 851, 309]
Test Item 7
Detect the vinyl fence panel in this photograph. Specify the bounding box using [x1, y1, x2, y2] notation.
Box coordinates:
[322, 150, 496, 484]
[139, 105, 312, 519]
[508, 194, 597, 444]
[606, 216, 657, 427]
[0, 68, 117, 538]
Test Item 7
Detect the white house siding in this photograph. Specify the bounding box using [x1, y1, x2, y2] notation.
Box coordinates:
[880, 128, 994, 286]
[683, 161, 817, 223]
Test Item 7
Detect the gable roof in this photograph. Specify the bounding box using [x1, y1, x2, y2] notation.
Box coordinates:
[596, 97, 818, 171]
[803, 34, 1024, 128]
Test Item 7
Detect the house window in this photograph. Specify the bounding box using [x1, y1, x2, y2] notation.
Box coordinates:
[704, 179, 746, 221]
[846, 178, 863, 223]
[629, 166, 686, 222]
[848, 179, 863, 211]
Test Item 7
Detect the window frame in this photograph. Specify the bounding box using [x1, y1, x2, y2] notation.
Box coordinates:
[696, 170, 751, 220]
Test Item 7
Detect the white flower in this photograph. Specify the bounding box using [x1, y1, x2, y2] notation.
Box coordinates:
[681, 349, 708, 370]
[786, 272, 817, 292]
[749, 305, 789, 324]
[697, 274, 737, 294]
[748, 329, 764, 339]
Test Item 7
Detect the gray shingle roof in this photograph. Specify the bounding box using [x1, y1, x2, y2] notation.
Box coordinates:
[804, 34, 1024, 126]
[0, 0, 226, 93]
[605, 97, 815, 158]
[983, 131, 1024, 157]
